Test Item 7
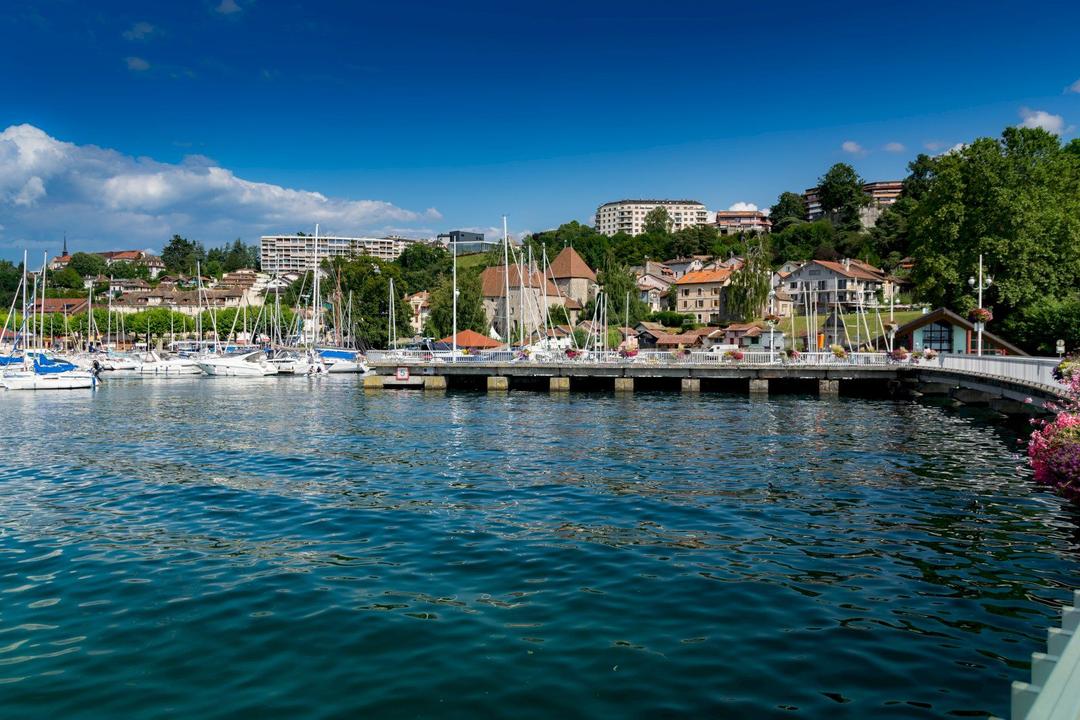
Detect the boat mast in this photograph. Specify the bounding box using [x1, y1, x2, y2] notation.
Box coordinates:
[502, 215, 510, 345]
[451, 234, 457, 359]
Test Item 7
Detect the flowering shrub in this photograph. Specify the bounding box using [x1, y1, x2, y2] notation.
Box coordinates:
[782, 348, 801, 361]
[969, 307, 993, 323]
[922, 348, 938, 360]
[724, 349, 744, 361]
[619, 348, 638, 358]
[1053, 353, 1079, 383]
[565, 348, 581, 359]
[1029, 363, 1080, 502]
[830, 344, 848, 359]
[889, 347, 909, 362]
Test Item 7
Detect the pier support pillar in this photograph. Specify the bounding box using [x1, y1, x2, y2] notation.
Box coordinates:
[818, 379, 839, 397]
[681, 378, 700, 393]
[549, 377, 570, 393]
[749, 378, 769, 395]
[362, 375, 384, 390]
[487, 376, 508, 392]
[424, 376, 447, 391]
[614, 377, 634, 393]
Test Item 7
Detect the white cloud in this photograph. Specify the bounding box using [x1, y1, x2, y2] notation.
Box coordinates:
[0, 124, 440, 255]
[123, 22, 156, 41]
[883, 142, 906, 153]
[1018, 107, 1066, 135]
[1066, 78, 1080, 94]
[923, 141, 944, 152]
[13, 176, 45, 206]
[216, 0, 242, 14]
[125, 56, 150, 72]
[841, 140, 865, 155]
[727, 202, 758, 212]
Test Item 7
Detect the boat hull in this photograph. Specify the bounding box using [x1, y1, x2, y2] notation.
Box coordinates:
[1, 371, 96, 390]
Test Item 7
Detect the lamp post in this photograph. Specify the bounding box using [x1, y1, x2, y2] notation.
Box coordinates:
[766, 289, 777, 364]
[968, 254, 993, 356]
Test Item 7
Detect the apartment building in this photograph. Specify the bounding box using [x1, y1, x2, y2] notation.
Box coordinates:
[595, 199, 709, 236]
[436, 230, 498, 254]
[259, 235, 422, 274]
[715, 210, 772, 235]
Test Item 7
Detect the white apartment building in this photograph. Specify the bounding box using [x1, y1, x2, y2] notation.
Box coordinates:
[260, 235, 422, 274]
[715, 210, 772, 235]
[595, 199, 709, 236]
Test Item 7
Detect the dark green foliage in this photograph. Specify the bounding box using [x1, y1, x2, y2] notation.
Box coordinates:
[769, 192, 807, 231]
[397, 243, 452, 294]
[818, 163, 869, 230]
[68, 252, 107, 278]
[425, 270, 486, 338]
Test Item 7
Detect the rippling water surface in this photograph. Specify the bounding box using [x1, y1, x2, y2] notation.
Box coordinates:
[1, 378, 1078, 718]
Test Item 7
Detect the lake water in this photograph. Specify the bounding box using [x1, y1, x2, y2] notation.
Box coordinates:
[1, 377, 1077, 718]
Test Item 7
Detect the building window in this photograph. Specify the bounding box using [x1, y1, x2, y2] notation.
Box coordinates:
[922, 321, 953, 351]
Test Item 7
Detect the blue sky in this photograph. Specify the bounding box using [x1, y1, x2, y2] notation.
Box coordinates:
[1, 0, 1079, 260]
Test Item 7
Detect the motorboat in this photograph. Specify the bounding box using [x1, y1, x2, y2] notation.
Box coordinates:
[196, 350, 280, 377]
[1, 354, 97, 390]
[138, 350, 204, 376]
[318, 348, 368, 374]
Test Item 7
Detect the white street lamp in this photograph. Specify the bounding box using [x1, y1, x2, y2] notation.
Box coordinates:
[967, 254, 993, 356]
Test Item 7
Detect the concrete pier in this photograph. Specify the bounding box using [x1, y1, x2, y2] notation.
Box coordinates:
[614, 377, 634, 393]
[681, 378, 700, 393]
[818, 379, 839, 397]
[549, 377, 570, 392]
[363, 375, 384, 389]
[749, 378, 769, 395]
[487, 376, 508, 392]
[423, 376, 447, 391]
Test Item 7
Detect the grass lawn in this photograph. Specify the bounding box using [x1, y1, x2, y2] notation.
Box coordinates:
[777, 309, 923, 345]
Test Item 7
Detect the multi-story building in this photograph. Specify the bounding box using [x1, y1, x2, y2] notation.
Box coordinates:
[405, 291, 431, 335]
[259, 235, 422, 274]
[782, 258, 897, 313]
[595, 200, 709, 236]
[50, 249, 166, 278]
[436, 230, 498, 254]
[803, 180, 902, 228]
[715, 210, 772, 235]
[673, 268, 733, 325]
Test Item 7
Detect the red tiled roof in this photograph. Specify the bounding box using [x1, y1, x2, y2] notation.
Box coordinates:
[812, 260, 884, 282]
[548, 247, 596, 281]
[438, 329, 503, 349]
[674, 268, 733, 285]
[480, 265, 561, 297]
[31, 297, 89, 314]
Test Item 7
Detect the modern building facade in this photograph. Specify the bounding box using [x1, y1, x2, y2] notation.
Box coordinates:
[436, 230, 498, 254]
[715, 210, 772, 235]
[259, 235, 421, 274]
[595, 200, 709, 236]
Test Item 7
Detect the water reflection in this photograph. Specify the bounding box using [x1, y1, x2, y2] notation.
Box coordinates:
[0, 379, 1076, 718]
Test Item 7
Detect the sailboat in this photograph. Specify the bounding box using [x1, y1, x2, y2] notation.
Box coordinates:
[1, 252, 96, 390]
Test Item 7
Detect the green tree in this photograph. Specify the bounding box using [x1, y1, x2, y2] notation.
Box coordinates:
[161, 235, 205, 275]
[424, 270, 486, 338]
[51, 266, 84, 290]
[643, 206, 673, 235]
[769, 192, 807, 231]
[331, 255, 411, 349]
[68, 252, 107, 278]
[593, 263, 648, 326]
[725, 236, 772, 322]
[818, 163, 868, 230]
[908, 126, 1080, 339]
[1002, 293, 1080, 355]
[397, 243, 452, 294]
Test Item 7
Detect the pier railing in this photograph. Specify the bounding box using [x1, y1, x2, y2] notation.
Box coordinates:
[368, 349, 1068, 393]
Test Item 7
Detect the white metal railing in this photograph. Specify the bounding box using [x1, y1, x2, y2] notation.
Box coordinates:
[369, 348, 1067, 391]
[932, 353, 1063, 388]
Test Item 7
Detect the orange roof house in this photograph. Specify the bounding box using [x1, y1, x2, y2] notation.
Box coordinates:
[548, 246, 597, 282]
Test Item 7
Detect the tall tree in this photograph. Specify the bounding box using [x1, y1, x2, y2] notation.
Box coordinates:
[817, 163, 868, 230]
[643, 206, 673, 235]
[161, 235, 205, 275]
[68, 252, 107, 278]
[396, 243, 452, 294]
[908, 126, 1080, 342]
[725, 236, 772, 322]
[769, 192, 807, 231]
[424, 270, 486, 338]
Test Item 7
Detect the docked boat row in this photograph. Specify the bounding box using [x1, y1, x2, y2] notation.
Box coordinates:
[1, 249, 370, 390]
